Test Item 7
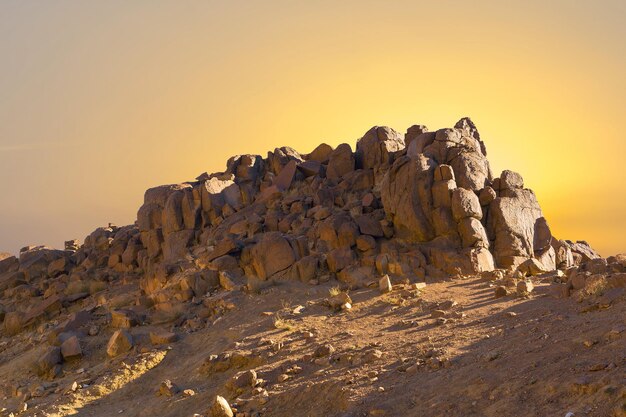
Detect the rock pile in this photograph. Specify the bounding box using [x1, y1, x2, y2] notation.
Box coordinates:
[0, 117, 623, 416]
[0, 119, 610, 341]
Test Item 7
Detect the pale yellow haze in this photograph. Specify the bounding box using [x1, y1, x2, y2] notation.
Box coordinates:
[0, 1, 624, 256]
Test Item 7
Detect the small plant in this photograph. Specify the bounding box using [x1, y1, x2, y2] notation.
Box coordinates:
[280, 298, 292, 310]
[385, 294, 406, 306]
[273, 314, 297, 332]
[328, 286, 341, 297]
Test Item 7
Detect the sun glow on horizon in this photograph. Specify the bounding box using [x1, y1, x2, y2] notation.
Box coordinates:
[0, 1, 624, 256]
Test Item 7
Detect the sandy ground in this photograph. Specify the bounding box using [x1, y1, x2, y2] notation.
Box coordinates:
[1, 275, 624, 417]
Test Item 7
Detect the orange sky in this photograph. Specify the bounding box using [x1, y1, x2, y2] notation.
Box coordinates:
[0, 1, 624, 256]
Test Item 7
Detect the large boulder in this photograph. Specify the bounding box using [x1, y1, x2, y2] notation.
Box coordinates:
[0, 255, 18, 275]
[487, 174, 544, 269]
[381, 154, 435, 242]
[306, 143, 333, 163]
[162, 190, 186, 235]
[18, 246, 66, 281]
[326, 144, 355, 180]
[267, 146, 303, 175]
[420, 120, 491, 191]
[250, 232, 297, 280]
[451, 188, 482, 222]
[567, 240, 601, 264]
[355, 126, 404, 171]
[107, 330, 133, 357]
[405, 125, 429, 149]
[226, 154, 265, 184]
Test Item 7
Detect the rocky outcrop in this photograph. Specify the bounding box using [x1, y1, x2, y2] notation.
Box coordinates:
[1, 117, 602, 344]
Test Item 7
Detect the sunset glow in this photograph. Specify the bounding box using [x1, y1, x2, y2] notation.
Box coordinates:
[0, 1, 624, 255]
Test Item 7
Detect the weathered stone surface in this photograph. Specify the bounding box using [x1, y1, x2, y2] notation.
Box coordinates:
[19, 246, 66, 281]
[60, 335, 82, 359]
[162, 191, 186, 234]
[379, 274, 392, 293]
[0, 255, 18, 275]
[150, 331, 178, 345]
[137, 203, 162, 232]
[297, 160, 322, 177]
[326, 143, 355, 180]
[211, 395, 234, 417]
[267, 146, 303, 175]
[200, 176, 232, 213]
[250, 233, 296, 279]
[421, 124, 491, 191]
[111, 310, 139, 328]
[432, 180, 456, 209]
[356, 215, 383, 237]
[431, 207, 458, 237]
[36, 346, 62, 375]
[405, 125, 429, 148]
[479, 186, 497, 206]
[381, 155, 435, 242]
[227, 154, 264, 183]
[451, 188, 482, 221]
[327, 247, 354, 273]
[458, 217, 489, 248]
[407, 132, 436, 157]
[568, 241, 601, 264]
[553, 239, 575, 269]
[533, 217, 553, 253]
[144, 184, 192, 207]
[488, 184, 543, 269]
[434, 164, 455, 182]
[306, 143, 333, 163]
[107, 329, 133, 357]
[273, 160, 298, 191]
[3, 311, 22, 335]
[356, 235, 376, 251]
[355, 126, 404, 171]
[162, 229, 195, 261]
[500, 170, 524, 191]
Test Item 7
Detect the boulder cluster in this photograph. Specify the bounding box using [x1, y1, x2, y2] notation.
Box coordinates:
[131, 117, 592, 291]
[1, 117, 624, 415]
[0, 118, 607, 340]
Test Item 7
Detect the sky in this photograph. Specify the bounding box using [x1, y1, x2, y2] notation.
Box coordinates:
[0, 0, 624, 256]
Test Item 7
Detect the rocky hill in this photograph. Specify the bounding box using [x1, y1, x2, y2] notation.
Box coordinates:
[0, 118, 624, 417]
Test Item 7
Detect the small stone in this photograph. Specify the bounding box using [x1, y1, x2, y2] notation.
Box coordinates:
[210, 395, 234, 417]
[328, 292, 352, 310]
[36, 347, 62, 375]
[110, 310, 139, 328]
[439, 300, 457, 310]
[88, 325, 100, 336]
[277, 374, 289, 382]
[158, 380, 180, 397]
[314, 344, 336, 358]
[150, 331, 178, 345]
[232, 370, 257, 389]
[517, 280, 534, 295]
[183, 389, 196, 396]
[60, 336, 82, 359]
[106, 330, 133, 357]
[379, 275, 392, 294]
[362, 349, 383, 363]
[431, 310, 446, 319]
[494, 286, 508, 298]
